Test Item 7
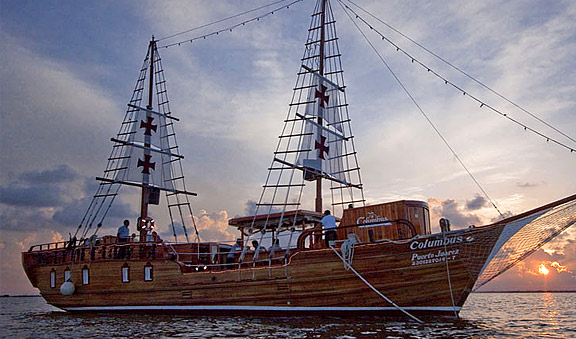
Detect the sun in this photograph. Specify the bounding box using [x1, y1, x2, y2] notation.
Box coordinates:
[538, 263, 550, 275]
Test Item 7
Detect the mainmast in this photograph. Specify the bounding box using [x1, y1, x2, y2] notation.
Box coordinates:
[315, 0, 327, 213]
[251, 0, 364, 237]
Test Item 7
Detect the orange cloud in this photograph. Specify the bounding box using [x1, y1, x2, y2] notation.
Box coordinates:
[550, 261, 568, 273]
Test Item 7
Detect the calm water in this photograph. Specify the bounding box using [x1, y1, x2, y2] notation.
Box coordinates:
[1, 293, 574, 338]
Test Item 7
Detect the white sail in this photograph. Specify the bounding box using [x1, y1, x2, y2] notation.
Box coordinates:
[114, 107, 175, 191]
[297, 73, 348, 185]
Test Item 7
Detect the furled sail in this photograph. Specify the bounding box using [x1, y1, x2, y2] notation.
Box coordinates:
[297, 73, 348, 185]
[114, 105, 176, 191]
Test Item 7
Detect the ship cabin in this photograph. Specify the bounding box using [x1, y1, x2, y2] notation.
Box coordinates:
[227, 199, 431, 253]
[336, 200, 431, 243]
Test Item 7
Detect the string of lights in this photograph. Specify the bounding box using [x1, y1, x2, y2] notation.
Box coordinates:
[344, 0, 576, 146]
[158, 0, 303, 49]
[338, 0, 575, 154]
[337, 0, 504, 217]
[158, 0, 297, 42]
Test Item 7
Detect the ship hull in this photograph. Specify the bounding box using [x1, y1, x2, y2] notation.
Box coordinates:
[22, 224, 503, 314]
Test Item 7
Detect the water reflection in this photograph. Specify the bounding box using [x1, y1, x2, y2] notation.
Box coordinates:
[2, 293, 575, 338]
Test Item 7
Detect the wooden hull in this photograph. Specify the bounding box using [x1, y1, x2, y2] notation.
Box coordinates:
[22, 224, 503, 314]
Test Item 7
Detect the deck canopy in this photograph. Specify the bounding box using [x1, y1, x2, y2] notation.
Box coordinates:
[228, 209, 340, 233]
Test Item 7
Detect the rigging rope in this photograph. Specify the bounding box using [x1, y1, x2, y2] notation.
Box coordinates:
[330, 246, 424, 323]
[343, 0, 576, 146]
[338, 0, 504, 218]
[158, 0, 296, 42]
[158, 0, 304, 49]
[337, 0, 575, 155]
[442, 230, 459, 318]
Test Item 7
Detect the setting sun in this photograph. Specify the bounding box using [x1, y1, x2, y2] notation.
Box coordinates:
[538, 263, 550, 275]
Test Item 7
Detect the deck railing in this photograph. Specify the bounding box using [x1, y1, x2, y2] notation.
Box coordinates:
[296, 218, 418, 249]
[25, 219, 418, 272]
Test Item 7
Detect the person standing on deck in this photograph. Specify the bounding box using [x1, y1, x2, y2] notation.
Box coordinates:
[117, 220, 130, 243]
[321, 210, 337, 247]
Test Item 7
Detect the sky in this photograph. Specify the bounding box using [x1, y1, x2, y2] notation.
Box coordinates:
[0, 0, 575, 295]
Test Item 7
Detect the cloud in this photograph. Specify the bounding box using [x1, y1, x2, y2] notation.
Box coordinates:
[491, 210, 514, 223]
[429, 197, 483, 229]
[0, 165, 136, 233]
[18, 165, 78, 184]
[0, 183, 66, 207]
[242, 199, 282, 217]
[0, 230, 53, 294]
[0, 30, 120, 185]
[51, 196, 134, 230]
[516, 182, 541, 189]
[466, 194, 488, 210]
[0, 165, 82, 207]
[195, 210, 238, 243]
[244, 200, 259, 216]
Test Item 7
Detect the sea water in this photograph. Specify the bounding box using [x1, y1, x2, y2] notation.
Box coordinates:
[1, 293, 574, 338]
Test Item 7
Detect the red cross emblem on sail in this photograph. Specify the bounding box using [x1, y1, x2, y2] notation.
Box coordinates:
[315, 135, 329, 160]
[140, 116, 157, 136]
[315, 85, 330, 108]
[137, 154, 156, 174]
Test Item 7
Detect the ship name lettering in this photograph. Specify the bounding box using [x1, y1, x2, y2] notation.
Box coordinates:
[356, 212, 390, 225]
[409, 236, 465, 250]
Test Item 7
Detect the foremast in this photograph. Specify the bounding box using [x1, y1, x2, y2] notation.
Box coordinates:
[75, 37, 199, 244]
[139, 37, 156, 241]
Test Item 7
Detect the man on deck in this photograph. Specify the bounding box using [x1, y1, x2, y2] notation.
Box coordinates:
[321, 210, 337, 247]
[117, 220, 130, 243]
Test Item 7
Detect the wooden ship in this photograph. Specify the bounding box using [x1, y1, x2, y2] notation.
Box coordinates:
[21, 0, 576, 317]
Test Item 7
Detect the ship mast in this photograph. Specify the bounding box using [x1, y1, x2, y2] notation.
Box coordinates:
[89, 36, 199, 244]
[139, 36, 155, 241]
[315, 0, 327, 213]
[251, 0, 364, 232]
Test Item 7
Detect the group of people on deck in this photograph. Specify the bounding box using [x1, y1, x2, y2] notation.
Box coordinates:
[116, 219, 162, 243]
[225, 209, 339, 264]
[225, 238, 283, 264]
[116, 209, 338, 263]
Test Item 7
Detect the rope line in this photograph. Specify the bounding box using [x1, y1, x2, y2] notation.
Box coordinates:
[344, 0, 576, 146]
[442, 231, 459, 318]
[159, 0, 303, 49]
[338, 0, 504, 218]
[330, 246, 424, 323]
[158, 0, 295, 42]
[337, 0, 575, 154]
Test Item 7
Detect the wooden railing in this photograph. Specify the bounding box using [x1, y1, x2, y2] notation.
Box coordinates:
[28, 240, 76, 252]
[297, 218, 417, 249]
[26, 242, 166, 266]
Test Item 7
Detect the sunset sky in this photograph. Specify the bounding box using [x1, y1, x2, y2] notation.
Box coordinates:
[1, 0, 575, 294]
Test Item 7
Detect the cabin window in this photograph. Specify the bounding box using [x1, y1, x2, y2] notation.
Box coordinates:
[144, 262, 153, 281]
[121, 264, 130, 283]
[82, 266, 89, 285]
[50, 269, 56, 288]
[64, 267, 71, 282]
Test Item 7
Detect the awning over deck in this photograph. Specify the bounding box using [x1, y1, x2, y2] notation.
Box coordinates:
[228, 209, 339, 231]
